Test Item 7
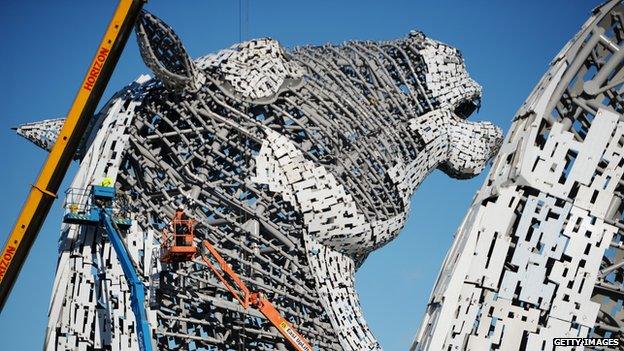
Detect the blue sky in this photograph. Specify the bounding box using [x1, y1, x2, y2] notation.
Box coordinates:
[0, 1, 599, 349]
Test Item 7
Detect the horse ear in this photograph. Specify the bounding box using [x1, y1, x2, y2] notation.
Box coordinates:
[135, 10, 202, 91]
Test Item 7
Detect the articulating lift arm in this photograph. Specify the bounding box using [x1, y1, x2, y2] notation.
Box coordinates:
[101, 208, 152, 351]
[0, 0, 145, 311]
[197, 240, 314, 351]
[62, 185, 153, 350]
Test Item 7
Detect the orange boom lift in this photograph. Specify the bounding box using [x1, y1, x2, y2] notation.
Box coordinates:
[161, 212, 314, 351]
[160, 210, 197, 263]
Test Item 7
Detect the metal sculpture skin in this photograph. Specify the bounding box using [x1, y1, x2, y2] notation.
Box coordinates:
[16, 10, 502, 351]
[413, 1, 624, 350]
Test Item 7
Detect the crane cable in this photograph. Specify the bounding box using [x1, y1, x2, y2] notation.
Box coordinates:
[239, 0, 249, 42]
[237, 1, 250, 348]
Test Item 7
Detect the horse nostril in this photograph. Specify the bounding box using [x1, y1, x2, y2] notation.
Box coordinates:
[454, 99, 479, 119]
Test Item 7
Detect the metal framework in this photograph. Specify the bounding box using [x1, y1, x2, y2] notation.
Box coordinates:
[15, 9, 504, 350]
[413, 1, 624, 350]
[16, 2, 624, 350]
[13, 118, 65, 153]
[17, 1, 624, 350]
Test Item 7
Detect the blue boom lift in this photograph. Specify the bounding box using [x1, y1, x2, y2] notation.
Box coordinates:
[63, 185, 152, 351]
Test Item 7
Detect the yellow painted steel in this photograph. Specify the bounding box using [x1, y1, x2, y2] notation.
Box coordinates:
[0, 0, 138, 304]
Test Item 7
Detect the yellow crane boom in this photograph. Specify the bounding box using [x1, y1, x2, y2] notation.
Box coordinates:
[0, 0, 145, 311]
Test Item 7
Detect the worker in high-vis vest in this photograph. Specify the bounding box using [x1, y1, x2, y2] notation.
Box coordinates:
[101, 177, 113, 187]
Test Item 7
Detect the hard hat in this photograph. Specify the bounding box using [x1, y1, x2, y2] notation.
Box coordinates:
[101, 177, 113, 187]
